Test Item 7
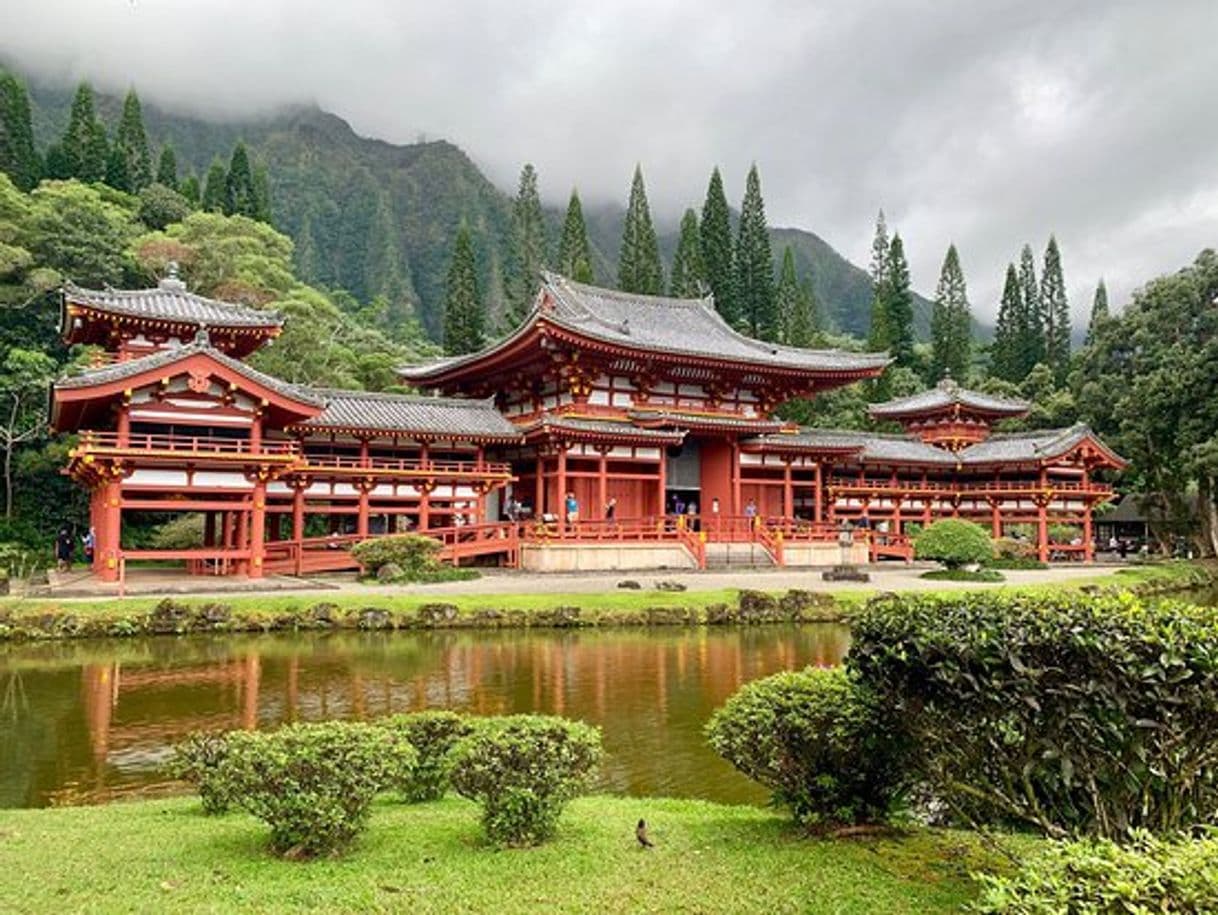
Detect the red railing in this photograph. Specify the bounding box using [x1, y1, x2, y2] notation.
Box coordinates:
[828, 476, 1113, 495]
[427, 522, 520, 566]
[76, 430, 298, 457]
[297, 454, 512, 477]
[869, 532, 914, 562]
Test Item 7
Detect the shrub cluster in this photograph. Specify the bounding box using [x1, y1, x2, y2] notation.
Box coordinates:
[382, 711, 474, 802]
[706, 667, 911, 828]
[450, 715, 603, 846]
[973, 830, 1218, 913]
[350, 534, 443, 582]
[166, 731, 231, 815]
[913, 519, 993, 568]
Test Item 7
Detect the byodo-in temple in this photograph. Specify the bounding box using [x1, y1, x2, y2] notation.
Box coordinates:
[50, 270, 1125, 584]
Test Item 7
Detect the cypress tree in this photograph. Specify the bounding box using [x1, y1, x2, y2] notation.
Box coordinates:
[43, 143, 70, 180]
[114, 89, 152, 192]
[734, 164, 776, 340]
[989, 263, 1023, 381]
[104, 141, 130, 191]
[0, 71, 41, 190]
[156, 144, 178, 189]
[505, 163, 548, 326]
[787, 277, 819, 348]
[617, 165, 663, 295]
[699, 167, 735, 324]
[443, 223, 485, 355]
[180, 173, 200, 206]
[224, 142, 258, 217]
[557, 189, 594, 283]
[62, 83, 107, 182]
[86, 121, 110, 185]
[202, 159, 226, 212]
[866, 210, 891, 352]
[669, 208, 706, 298]
[1040, 235, 1070, 381]
[884, 233, 915, 367]
[1017, 244, 1044, 371]
[1085, 278, 1109, 346]
[930, 244, 971, 381]
[252, 166, 271, 222]
[774, 246, 800, 341]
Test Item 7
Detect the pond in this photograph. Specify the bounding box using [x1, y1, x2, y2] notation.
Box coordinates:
[0, 624, 850, 809]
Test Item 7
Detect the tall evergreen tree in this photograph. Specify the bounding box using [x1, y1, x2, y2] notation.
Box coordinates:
[930, 244, 972, 381]
[1017, 244, 1044, 371]
[294, 213, 320, 281]
[0, 71, 40, 190]
[989, 263, 1023, 381]
[224, 142, 258, 218]
[201, 159, 226, 212]
[156, 144, 178, 189]
[884, 233, 916, 367]
[1040, 235, 1071, 381]
[669, 208, 706, 298]
[62, 83, 107, 182]
[557, 189, 594, 283]
[364, 193, 415, 331]
[787, 277, 819, 347]
[734, 164, 776, 340]
[505, 163, 548, 327]
[1085, 278, 1109, 346]
[617, 165, 663, 295]
[252, 166, 271, 222]
[104, 141, 129, 191]
[866, 210, 891, 352]
[442, 223, 486, 355]
[699, 167, 735, 324]
[43, 143, 70, 180]
[180, 173, 200, 206]
[774, 245, 800, 341]
[114, 89, 152, 192]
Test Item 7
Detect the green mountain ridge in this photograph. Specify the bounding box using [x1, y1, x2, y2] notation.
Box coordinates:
[20, 73, 935, 341]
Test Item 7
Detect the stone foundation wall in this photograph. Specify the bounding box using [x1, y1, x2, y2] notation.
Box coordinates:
[519, 543, 698, 572]
[782, 543, 870, 567]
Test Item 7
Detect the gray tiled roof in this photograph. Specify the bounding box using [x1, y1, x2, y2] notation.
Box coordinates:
[746, 429, 957, 465]
[64, 278, 284, 328]
[297, 390, 521, 440]
[870, 377, 1029, 418]
[402, 273, 890, 380]
[521, 415, 686, 442]
[627, 409, 790, 432]
[958, 424, 1124, 465]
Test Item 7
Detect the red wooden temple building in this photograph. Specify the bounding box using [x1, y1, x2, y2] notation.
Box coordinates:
[50, 270, 1124, 582]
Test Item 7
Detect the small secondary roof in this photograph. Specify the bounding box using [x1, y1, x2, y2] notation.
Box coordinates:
[63, 275, 284, 330]
[869, 376, 1029, 419]
[293, 389, 521, 441]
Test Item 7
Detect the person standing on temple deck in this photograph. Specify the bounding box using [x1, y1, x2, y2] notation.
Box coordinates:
[82, 527, 95, 566]
[744, 499, 757, 522]
[55, 526, 74, 571]
[605, 497, 617, 525]
[710, 497, 721, 534]
[565, 492, 579, 525]
[686, 499, 699, 532]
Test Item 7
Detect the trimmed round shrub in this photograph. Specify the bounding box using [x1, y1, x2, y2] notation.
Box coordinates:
[219, 721, 416, 857]
[705, 667, 912, 827]
[973, 830, 1218, 913]
[381, 710, 475, 802]
[449, 715, 602, 847]
[914, 519, 993, 568]
[166, 731, 232, 815]
[351, 534, 442, 580]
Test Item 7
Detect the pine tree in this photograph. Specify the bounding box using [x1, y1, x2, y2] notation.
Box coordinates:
[989, 263, 1023, 381]
[734, 164, 776, 340]
[787, 277, 819, 347]
[104, 141, 129, 191]
[252, 166, 271, 222]
[114, 89, 152, 192]
[867, 210, 891, 352]
[774, 246, 800, 341]
[443, 223, 485, 355]
[1017, 244, 1044, 371]
[202, 159, 226, 212]
[0, 71, 41, 190]
[617, 165, 663, 295]
[669, 208, 706, 298]
[43, 143, 70, 180]
[224, 142, 258, 217]
[557, 189, 594, 283]
[180, 173, 200, 206]
[930, 244, 971, 381]
[1040, 235, 1071, 381]
[505, 163, 548, 327]
[156, 144, 178, 189]
[363, 193, 415, 332]
[1085, 278, 1109, 346]
[62, 83, 107, 182]
[884, 233, 916, 367]
[699, 167, 735, 324]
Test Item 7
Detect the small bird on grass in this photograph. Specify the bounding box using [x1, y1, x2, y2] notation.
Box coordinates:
[636, 818, 654, 849]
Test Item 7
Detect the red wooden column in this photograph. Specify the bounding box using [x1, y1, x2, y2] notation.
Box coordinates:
[990, 499, 1002, 538]
[1036, 467, 1050, 563]
[1081, 465, 1093, 562]
[812, 461, 823, 523]
[357, 484, 370, 538]
[657, 447, 667, 516]
[291, 484, 305, 542]
[534, 454, 545, 515]
[249, 478, 267, 578]
[730, 442, 741, 516]
[97, 477, 123, 583]
[782, 460, 794, 518]
[236, 509, 249, 575]
[597, 448, 609, 519]
[557, 446, 568, 526]
[418, 443, 431, 530]
[116, 399, 131, 447]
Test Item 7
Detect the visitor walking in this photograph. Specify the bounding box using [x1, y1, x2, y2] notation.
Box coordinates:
[744, 499, 757, 520]
[565, 492, 579, 525]
[604, 497, 617, 523]
[55, 526, 74, 572]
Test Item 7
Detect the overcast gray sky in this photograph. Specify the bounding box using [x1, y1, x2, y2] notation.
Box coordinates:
[2, 0, 1216, 321]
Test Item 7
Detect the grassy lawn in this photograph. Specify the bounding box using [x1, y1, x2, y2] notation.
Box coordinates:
[0, 795, 1031, 914]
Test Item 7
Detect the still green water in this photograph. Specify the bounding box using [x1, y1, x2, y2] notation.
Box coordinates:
[0, 624, 849, 809]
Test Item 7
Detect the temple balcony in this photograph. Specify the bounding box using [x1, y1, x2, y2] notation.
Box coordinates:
[826, 475, 1114, 497]
[68, 431, 300, 483]
[292, 453, 513, 481]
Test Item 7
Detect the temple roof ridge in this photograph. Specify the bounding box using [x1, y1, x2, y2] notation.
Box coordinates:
[63, 279, 285, 329]
[869, 379, 1029, 418]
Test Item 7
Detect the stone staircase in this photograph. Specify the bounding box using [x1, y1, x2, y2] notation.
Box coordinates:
[703, 542, 777, 569]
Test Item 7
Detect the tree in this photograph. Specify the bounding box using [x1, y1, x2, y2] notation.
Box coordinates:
[505, 163, 548, 328]
[989, 263, 1024, 382]
[0, 71, 40, 191]
[294, 212, 320, 281]
[1017, 244, 1044, 372]
[556, 189, 593, 283]
[252, 166, 272, 223]
[114, 89, 153, 192]
[363, 193, 416, 335]
[104, 141, 130, 192]
[774, 246, 800, 341]
[669, 208, 706, 298]
[202, 159, 226, 212]
[442, 223, 485, 355]
[156, 144, 178, 190]
[180, 174, 200, 206]
[25, 180, 139, 285]
[62, 83, 108, 183]
[617, 165, 662, 295]
[224, 142, 259, 218]
[1040, 235, 1071, 382]
[867, 210, 891, 352]
[1085, 278, 1109, 346]
[913, 519, 993, 568]
[787, 277, 819, 347]
[884, 234, 916, 367]
[734, 164, 776, 340]
[0, 348, 56, 518]
[136, 183, 192, 230]
[930, 244, 972, 381]
[700, 167, 735, 324]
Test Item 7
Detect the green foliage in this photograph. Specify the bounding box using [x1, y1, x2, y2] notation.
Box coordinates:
[989, 263, 1024, 382]
[350, 533, 443, 579]
[930, 243, 971, 382]
[61, 83, 107, 183]
[556, 189, 593, 284]
[136, 182, 192, 230]
[442, 222, 485, 355]
[380, 711, 475, 802]
[149, 514, 205, 550]
[166, 732, 232, 815]
[201, 158, 226, 212]
[1, 347, 59, 518]
[219, 722, 415, 857]
[114, 90, 153, 193]
[867, 210, 891, 353]
[973, 830, 1218, 914]
[25, 180, 138, 285]
[449, 715, 603, 846]
[617, 165, 662, 295]
[223, 142, 260, 219]
[913, 519, 992, 568]
[700, 167, 736, 325]
[0, 71, 40, 191]
[1017, 244, 1045, 372]
[155, 144, 178, 190]
[774, 246, 799, 342]
[360, 193, 417, 337]
[705, 667, 912, 827]
[883, 233, 916, 368]
[849, 591, 1218, 838]
[1084, 278, 1108, 347]
[919, 568, 1004, 582]
[669, 208, 705, 298]
[734, 164, 776, 340]
[505, 163, 548, 328]
[1039, 235, 1070, 384]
